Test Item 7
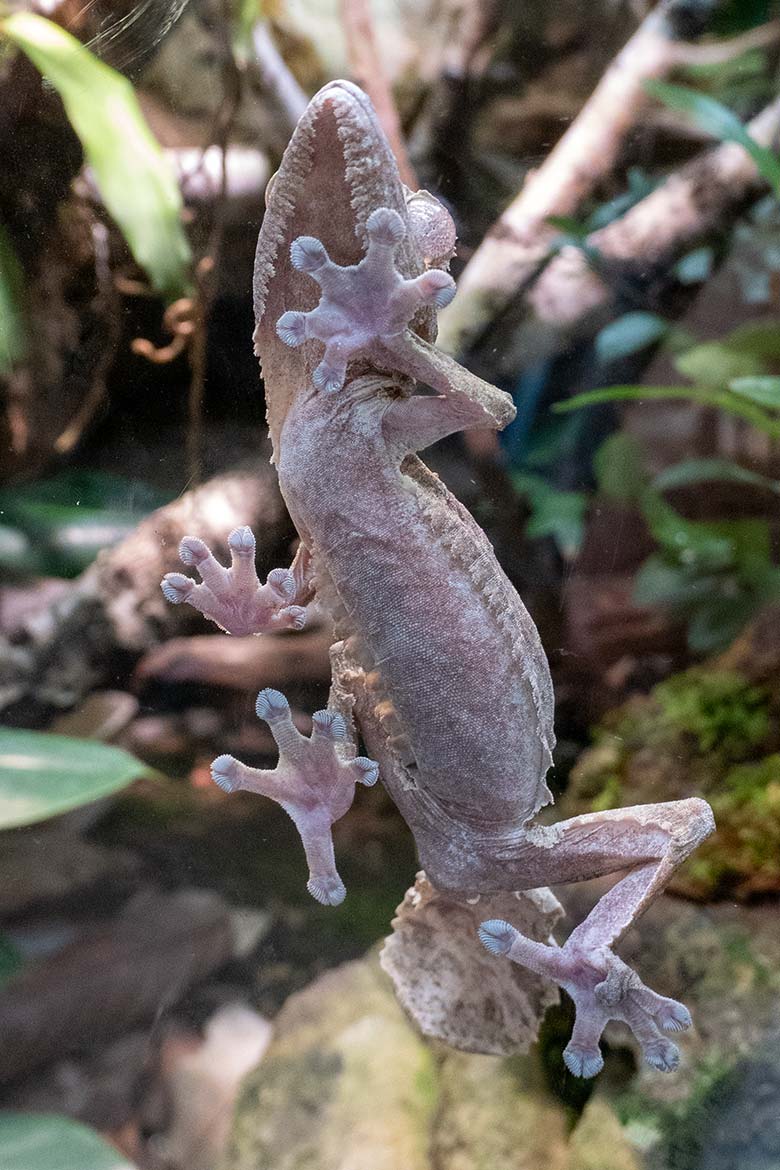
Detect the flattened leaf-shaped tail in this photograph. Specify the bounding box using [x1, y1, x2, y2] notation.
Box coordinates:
[380, 872, 563, 1056]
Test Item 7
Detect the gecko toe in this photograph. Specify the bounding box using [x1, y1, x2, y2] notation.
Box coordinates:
[256, 688, 290, 721]
[307, 875, 347, 906]
[211, 754, 240, 793]
[478, 919, 517, 956]
[563, 1045, 604, 1079]
[367, 207, 405, 245]
[161, 573, 193, 604]
[228, 525, 256, 554]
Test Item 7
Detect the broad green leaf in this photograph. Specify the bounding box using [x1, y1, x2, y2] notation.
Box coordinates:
[1, 13, 191, 300]
[0, 729, 152, 830]
[595, 312, 668, 364]
[0, 225, 26, 373]
[0, 1113, 136, 1170]
[0, 470, 170, 578]
[645, 80, 780, 195]
[639, 493, 735, 570]
[593, 433, 646, 503]
[654, 457, 780, 495]
[729, 375, 780, 408]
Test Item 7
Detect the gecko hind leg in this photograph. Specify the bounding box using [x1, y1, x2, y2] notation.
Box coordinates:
[479, 797, 714, 1077]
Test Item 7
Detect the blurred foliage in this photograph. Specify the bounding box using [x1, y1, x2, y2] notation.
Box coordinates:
[0, 12, 192, 301]
[645, 80, 780, 195]
[0, 932, 24, 989]
[0, 728, 152, 830]
[654, 668, 770, 755]
[596, 432, 780, 653]
[0, 1112, 137, 1170]
[0, 224, 26, 375]
[0, 470, 170, 579]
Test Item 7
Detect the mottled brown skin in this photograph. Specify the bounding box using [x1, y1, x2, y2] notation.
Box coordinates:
[162, 81, 715, 1077]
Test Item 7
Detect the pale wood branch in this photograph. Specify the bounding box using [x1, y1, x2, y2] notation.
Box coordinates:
[437, 8, 780, 358]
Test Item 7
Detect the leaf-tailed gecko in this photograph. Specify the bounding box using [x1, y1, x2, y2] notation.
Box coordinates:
[162, 81, 715, 1078]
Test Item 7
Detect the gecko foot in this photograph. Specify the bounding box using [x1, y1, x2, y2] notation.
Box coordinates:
[210, 688, 380, 906]
[479, 920, 690, 1077]
[161, 526, 307, 636]
[276, 206, 456, 394]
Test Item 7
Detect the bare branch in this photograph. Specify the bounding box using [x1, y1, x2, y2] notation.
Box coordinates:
[437, 9, 780, 357]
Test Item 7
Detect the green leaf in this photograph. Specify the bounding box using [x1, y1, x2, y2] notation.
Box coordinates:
[0, 13, 191, 300]
[654, 457, 780, 495]
[645, 80, 780, 196]
[0, 729, 152, 830]
[0, 1113, 136, 1170]
[633, 555, 716, 608]
[0, 471, 170, 578]
[595, 312, 668, 364]
[686, 593, 761, 654]
[0, 225, 26, 374]
[546, 215, 590, 240]
[674, 247, 714, 285]
[674, 341, 767, 387]
[729, 375, 780, 408]
[512, 473, 587, 556]
[0, 933, 24, 988]
[593, 433, 647, 503]
[555, 383, 780, 437]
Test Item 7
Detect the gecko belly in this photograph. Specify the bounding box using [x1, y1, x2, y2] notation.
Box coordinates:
[279, 401, 554, 828]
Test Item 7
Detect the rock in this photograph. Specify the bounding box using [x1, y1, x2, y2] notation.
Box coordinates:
[224, 893, 780, 1170]
[224, 956, 437, 1170]
[155, 1004, 272, 1170]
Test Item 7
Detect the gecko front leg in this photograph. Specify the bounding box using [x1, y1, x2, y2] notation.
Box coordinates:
[212, 688, 378, 905]
[276, 207, 455, 394]
[478, 798, 715, 1076]
[161, 528, 310, 636]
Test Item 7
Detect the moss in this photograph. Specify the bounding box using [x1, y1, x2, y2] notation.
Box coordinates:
[568, 668, 778, 899]
[654, 669, 769, 759]
[693, 755, 780, 896]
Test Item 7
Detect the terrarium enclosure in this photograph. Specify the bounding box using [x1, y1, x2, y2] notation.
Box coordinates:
[1, 1, 780, 1169]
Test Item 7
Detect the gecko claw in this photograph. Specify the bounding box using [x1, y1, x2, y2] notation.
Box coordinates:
[311, 709, 348, 740]
[228, 525, 256, 554]
[366, 206, 405, 245]
[352, 757, 379, 786]
[255, 688, 290, 721]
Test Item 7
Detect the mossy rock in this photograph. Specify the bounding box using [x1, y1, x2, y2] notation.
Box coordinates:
[222, 895, 780, 1170]
[566, 667, 780, 898]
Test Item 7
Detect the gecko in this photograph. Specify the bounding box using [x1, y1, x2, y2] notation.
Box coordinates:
[161, 80, 715, 1078]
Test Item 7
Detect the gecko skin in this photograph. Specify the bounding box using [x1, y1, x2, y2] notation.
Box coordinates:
[162, 81, 715, 1077]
